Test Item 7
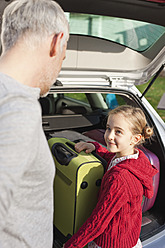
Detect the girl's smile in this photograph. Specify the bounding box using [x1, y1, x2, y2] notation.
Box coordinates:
[107, 140, 116, 146]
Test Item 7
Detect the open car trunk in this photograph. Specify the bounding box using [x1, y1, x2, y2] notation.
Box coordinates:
[39, 85, 165, 247]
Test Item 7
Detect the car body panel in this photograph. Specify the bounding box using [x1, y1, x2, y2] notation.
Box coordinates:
[142, 229, 165, 248]
[61, 34, 165, 85]
[54, 0, 165, 86]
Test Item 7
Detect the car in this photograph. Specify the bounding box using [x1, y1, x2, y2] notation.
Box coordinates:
[42, 0, 165, 247]
[1, 0, 165, 247]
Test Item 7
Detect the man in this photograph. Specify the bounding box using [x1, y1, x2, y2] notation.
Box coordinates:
[0, 0, 69, 247]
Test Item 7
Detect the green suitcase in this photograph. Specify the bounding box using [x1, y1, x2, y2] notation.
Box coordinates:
[48, 137, 105, 240]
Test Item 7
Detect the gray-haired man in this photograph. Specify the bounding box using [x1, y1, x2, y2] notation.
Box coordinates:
[0, 0, 69, 247]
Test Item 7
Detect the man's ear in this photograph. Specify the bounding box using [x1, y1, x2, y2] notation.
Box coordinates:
[49, 32, 64, 57]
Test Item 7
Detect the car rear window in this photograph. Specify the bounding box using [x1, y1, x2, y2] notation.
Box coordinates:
[65, 13, 165, 52]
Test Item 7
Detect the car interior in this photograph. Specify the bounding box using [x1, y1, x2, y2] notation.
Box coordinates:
[39, 91, 165, 247]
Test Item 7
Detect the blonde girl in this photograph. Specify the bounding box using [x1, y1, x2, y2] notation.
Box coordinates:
[64, 105, 158, 248]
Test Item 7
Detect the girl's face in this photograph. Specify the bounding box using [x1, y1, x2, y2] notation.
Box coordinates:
[104, 113, 141, 158]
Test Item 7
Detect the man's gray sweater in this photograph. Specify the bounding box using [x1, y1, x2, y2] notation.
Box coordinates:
[0, 73, 55, 248]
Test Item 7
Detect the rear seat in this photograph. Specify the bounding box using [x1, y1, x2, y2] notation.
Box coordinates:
[39, 95, 55, 115]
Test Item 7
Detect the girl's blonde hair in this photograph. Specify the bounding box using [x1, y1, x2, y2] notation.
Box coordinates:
[108, 105, 153, 145]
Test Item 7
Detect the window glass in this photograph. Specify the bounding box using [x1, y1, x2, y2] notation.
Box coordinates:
[40, 93, 130, 116]
[64, 93, 89, 104]
[65, 13, 165, 52]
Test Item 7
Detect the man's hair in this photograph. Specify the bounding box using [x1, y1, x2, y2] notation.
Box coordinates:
[1, 0, 69, 53]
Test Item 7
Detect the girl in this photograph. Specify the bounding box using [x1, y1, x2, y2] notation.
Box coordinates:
[63, 105, 158, 248]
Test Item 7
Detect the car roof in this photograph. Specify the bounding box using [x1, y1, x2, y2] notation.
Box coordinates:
[55, 0, 165, 27]
[0, 0, 164, 27]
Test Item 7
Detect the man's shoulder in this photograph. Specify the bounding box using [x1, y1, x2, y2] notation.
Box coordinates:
[0, 72, 40, 99]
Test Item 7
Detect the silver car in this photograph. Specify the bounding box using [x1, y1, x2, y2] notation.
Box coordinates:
[1, 0, 164, 247]
[40, 0, 165, 247]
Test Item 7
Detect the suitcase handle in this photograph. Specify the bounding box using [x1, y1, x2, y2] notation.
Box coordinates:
[51, 142, 77, 166]
[74, 139, 107, 172]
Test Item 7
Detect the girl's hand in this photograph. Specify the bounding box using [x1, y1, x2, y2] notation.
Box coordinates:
[75, 141, 95, 154]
